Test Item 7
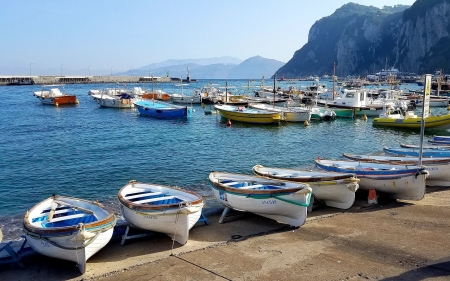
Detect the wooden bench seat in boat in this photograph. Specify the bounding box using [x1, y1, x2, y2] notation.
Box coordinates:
[49, 213, 86, 223]
[134, 196, 183, 205]
[125, 192, 162, 200]
[41, 213, 98, 228]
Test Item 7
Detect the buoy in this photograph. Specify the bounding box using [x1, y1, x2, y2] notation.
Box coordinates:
[363, 114, 367, 121]
[201, 103, 205, 108]
[304, 120, 310, 126]
[368, 189, 378, 205]
[227, 119, 232, 127]
[76, 99, 80, 104]
[55, 102, 59, 107]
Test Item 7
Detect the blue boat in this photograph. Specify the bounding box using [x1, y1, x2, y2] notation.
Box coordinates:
[134, 99, 193, 118]
[433, 136, 450, 142]
[383, 146, 450, 157]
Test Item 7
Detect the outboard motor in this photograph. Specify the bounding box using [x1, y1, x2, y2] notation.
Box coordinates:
[407, 100, 416, 111]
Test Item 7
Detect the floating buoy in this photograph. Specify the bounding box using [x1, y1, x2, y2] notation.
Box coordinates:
[227, 119, 232, 127]
[55, 102, 59, 107]
[304, 120, 310, 126]
[201, 103, 205, 108]
[76, 100, 80, 104]
[363, 114, 367, 121]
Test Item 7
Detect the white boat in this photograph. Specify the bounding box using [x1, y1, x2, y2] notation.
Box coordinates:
[342, 153, 450, 186]
[316, 159, 429, 200]
[118, 180, 204, 245]
[252, 165, 359, 209]
[92, 91, 134, 108]
[248, 103, 311, 122]
[23, 195, 116, 273]
[34, 86, 78, 106]
[208, 172, 312, 227]
[171, 82, 202, 104]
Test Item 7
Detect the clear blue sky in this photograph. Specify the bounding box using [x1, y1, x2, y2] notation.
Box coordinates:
[0, 0, 416, 75]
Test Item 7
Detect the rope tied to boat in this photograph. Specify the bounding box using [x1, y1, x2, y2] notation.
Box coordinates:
[170, 201, 186, 255]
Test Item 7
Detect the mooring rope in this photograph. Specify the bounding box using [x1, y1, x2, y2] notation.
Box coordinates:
[174, 255, 232, 281]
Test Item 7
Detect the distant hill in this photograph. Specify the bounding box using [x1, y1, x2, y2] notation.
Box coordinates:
[228, 56, 285, 79]
[117, 56, 284, 79]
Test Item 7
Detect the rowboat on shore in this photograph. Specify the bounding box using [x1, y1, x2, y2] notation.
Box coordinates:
[34, 86, 78, 106]
[315, 159, 429, 200]
[23, 195, 116, 273]
[118, 180, 204, 245]
[208, 172, 312, 227]
[134, 99, 193, 118]
[214, 104, 281, 124]
[343, 153, 450, 186]
[252, 165, 359, 209]
[384, 146, 450, 157]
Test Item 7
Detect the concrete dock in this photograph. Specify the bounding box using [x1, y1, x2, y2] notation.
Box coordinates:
[1, 187, 449, 281]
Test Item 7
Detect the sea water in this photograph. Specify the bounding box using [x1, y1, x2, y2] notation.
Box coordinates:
[0, 79, 447, 240]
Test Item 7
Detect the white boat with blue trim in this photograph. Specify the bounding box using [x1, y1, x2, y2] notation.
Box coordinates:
[118, 180, 204, 245]
[343, 153, 450, 186]
[384, 147, 450, 157]
[23, 195, 116, 273]
[208, 172, 312, 227]
[315, 159, 429, 200]
[252, 165, 359, 209]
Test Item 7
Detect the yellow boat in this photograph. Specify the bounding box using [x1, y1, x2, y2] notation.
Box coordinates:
[373, 111, 450, 129]
[214, 104, 281, 124]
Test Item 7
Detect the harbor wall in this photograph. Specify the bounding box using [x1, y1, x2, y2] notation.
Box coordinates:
[0, 76, 173, 85]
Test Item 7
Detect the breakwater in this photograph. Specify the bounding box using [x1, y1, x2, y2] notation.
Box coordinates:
[0, 75, 176, 85]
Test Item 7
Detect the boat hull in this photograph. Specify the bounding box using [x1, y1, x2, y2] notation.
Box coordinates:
[96, 98, 134, 108]
[252, 165, 359, 210]
[215, 105, 281, 124]
[25, 228, 113, 273]
[373, 114, 450, 128]
[134, 100, 192, 118]
[40, 95, 78, 105]
[315, 160, 428, 200]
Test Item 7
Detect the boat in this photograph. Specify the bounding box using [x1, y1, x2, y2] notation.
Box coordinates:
[248, 103, 311, 122]
[383, 147, 450, 157]
[34, 86, 78, 106]
[433, 136, 450, 142]
[428, 139, 450, 145]
[252, 165, 359, 209]
[141, 89, 171, 101]
[117, 180, 204, 245]
[208, 172, 312, 227]
[214, 104, 281, 124]
[315, 159, 429, 200]
[134, 99, 193, 118]
[342, 153, 450, 186]
[92, 92, 134, 108]
[171, 82, 202, 104]
[400, 143, 450, 149]
[373, 108, 450, 129]
[23, 195, 116, 273]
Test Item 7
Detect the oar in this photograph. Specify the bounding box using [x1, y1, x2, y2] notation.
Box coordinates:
[53, 200, 94, 215]
[47, 201, 59, 221]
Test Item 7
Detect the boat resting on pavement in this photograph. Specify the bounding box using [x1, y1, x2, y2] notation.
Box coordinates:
[315, 159, 429, 200]
[23, 195, 116, 274]
[252, 165, 359, 209]
[208, 172, 312, 227]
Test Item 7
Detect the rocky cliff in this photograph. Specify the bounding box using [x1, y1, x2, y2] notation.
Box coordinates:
[277, 0, 450, 77]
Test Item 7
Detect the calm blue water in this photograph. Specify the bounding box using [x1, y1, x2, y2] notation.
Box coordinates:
[1, 79, 448, 240]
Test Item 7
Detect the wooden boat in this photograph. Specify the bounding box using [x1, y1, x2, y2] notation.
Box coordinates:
[118, 180, 204, 245]
[343, 153, 450, 186]
[34, 86, 78, 106]
[400, 143, 450, 149]
[134, 99, 193, 118]
[92, 93, 134, 108]
[252, 165, 359, 209]
[141, 90, 171, 101]
[248, 103, 311, 122]
[384, 147, 450, 157]
[208, 172, 312, 227]
[315, 159, 429, 200]
[214, 104, 281, 124]
[23, 195, 116, 273]
[373, 111, 450, 129]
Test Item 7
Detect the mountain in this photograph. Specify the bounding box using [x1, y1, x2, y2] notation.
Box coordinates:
[228, 56, 285, 79]
[276, 0, 450, 77]
[118, 56, 284, 79]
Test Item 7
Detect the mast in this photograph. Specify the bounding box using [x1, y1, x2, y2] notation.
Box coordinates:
[332, 62, 336, 100]
[261, 76, 265, 99]
[273, 74, 276, 108]
[225, 80, 228, 104]
[438, 69, 442, 96]
[151, 75, 154, 93]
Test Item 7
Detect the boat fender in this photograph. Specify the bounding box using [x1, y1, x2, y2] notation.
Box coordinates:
[419, 170, 430, 179]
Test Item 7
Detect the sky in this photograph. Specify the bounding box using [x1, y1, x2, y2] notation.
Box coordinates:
[0, 0, 416, 76]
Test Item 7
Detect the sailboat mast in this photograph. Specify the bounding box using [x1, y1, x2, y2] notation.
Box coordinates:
[273, 74, 276, 108]
[261, 76, 265, 99]
[225, 80, 228, 104]
[333, 62, 336, 100]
